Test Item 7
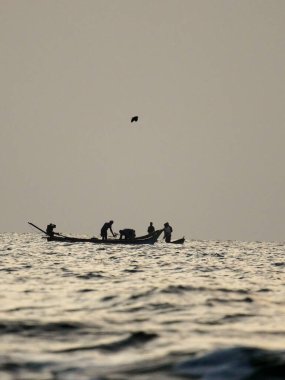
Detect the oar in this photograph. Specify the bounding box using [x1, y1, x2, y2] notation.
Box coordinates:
[28, 222, 65, 237]
[28, 222, 48, 235]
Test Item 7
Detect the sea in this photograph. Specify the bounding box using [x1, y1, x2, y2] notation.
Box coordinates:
[0, 233, 284, 380]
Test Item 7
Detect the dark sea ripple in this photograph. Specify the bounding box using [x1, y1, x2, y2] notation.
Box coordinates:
[0, 233, 284, 379]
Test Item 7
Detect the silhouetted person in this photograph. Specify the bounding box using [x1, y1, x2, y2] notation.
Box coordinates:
[119, 229, 136, 240]
[46, 223, 56, 237]
[131, 116, 138, 123]
[101, 220, 115, 240]
[163, 222, 173, 243]
[147, 222, 155, 234]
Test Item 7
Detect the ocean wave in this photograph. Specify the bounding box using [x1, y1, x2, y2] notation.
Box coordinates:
[196, 313, 256, 326]
[53, 331, 158, 353]
[160, 284, 251, 295]
[76, 272, 105, 279]
[206, 296, 254, 304]
[0, 346, 284, 379]
[0, 320, 88, 337]
[173, 346, 285, 380]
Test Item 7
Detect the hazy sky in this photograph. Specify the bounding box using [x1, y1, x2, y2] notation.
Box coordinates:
[1, 0, 284, 241]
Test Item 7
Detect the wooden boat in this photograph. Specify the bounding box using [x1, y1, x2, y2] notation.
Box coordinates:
[28, 222, 163, 245]
[47, 230, 163, 245]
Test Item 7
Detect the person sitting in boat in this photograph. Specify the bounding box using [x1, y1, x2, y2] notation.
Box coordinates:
[147, 222, 155, 235]
[119, 229, 136, 240]
[163, 222, 173, 243]
[46, 223, 57, 237]
[100, 220, 116, 240]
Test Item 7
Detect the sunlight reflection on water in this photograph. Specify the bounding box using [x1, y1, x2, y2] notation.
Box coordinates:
[0, 233, 284, 379]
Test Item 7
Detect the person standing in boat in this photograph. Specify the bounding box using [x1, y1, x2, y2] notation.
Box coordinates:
[163, 222, 173, 243]
[147, 222, 155, 234]
[100, 220, 116, 240]
[46, 223, 57, 237]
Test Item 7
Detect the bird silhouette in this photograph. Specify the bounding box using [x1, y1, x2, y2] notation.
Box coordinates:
[131, 116, 138, 123]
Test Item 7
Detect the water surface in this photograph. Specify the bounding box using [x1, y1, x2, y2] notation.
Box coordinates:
[0, 233, 284, 379]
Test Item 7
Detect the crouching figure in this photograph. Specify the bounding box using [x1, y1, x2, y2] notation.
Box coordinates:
[119, 229, 136, 240]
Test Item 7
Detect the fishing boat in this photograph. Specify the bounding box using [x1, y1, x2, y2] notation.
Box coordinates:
[28, 222, 163, 245]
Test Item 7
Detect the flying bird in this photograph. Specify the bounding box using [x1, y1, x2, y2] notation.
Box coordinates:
[131, 116, 139, 123]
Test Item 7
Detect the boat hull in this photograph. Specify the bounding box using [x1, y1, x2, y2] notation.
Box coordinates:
[47, 229, 163, 245]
